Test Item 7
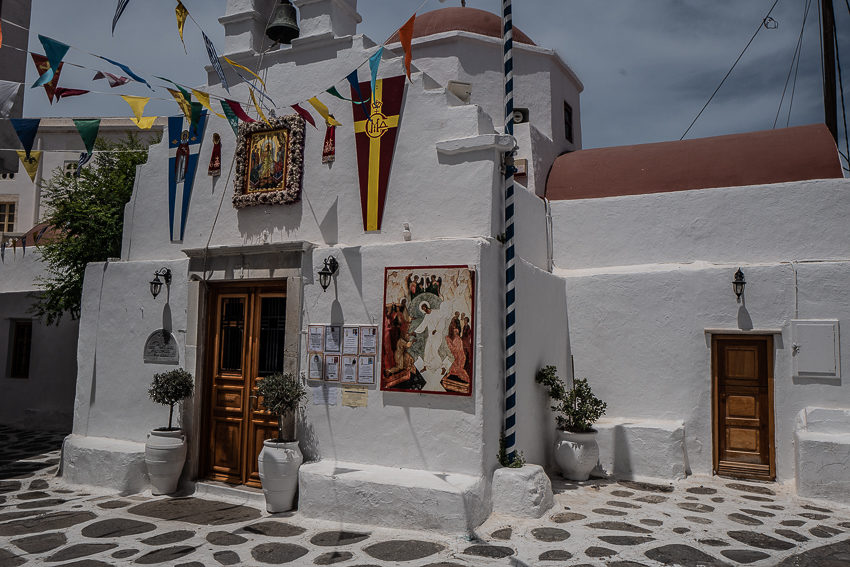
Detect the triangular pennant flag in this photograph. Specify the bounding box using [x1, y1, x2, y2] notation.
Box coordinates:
[224, 99, 255, 123]
[35, 225, 50, 247]
[190, 101, 203, 127]
[308, 97, 342, 127]
[121, 95, 149, 121]
[73, 119, 100, 154]
[223, 56, 275, 107]
[131, 116, 157, 130]
[291, 104, 317, 129]
[346, 69, 370, 118]
[16, 150, 42, 182]
[220, 100, 239, 135]
[30, 54, 63, 103]
[11, 118, 39, 158]
[223, 56, 268, 90]
[326, 86, 352, 101]
[167, 88, 193, 123]
[20, 235, 25, 257]
[112, 0, 131, 35]
[202, 32, 229, 92]
[93, 71, 129, 87]
[75, 151, 93, 176]
[54, 88, 89, 101]
[175, 0, 189, 53]
[249, 89, 270, 125]
[168, 112, 207, 241]
[369, 46, 384, 101]
[398, 14, 416, 82]
[31, 35, 69, 88]
[351, 75, 406, 231]
[0, 80, 21, 118]
[99, 56, 152, 89]
[191, 89, 226, 118]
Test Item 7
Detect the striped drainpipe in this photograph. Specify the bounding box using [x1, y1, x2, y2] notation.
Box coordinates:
[502, 0, 517, 459]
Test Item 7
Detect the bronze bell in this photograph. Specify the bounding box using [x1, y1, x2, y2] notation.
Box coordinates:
[265, 0, 300, 44]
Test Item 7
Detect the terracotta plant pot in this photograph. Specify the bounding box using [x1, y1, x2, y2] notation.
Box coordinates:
[554, 429, 599, 481]
[258, 440, 303, 512]
[145, 429, 187, 495]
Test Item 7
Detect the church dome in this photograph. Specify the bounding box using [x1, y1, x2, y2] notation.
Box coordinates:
[387, 7, 535, 46]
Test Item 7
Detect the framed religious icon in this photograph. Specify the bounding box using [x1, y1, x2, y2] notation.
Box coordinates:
[232, 115, 306, 208]
[381, 266, 475, 396]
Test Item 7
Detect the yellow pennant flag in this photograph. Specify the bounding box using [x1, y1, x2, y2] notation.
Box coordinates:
[250, 89, 271, 126]
[132, 116, 158, 130]
[16, 150, 42, 182]
[167, 88, 193, 122]
[121, 95, 150, 122]
[308, 96, 342, 127]
[223, 56, 267, 90]
[175, 1, 189, 54]
[191, 88, 226, 118]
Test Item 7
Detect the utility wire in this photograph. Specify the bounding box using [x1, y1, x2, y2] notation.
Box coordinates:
[681, 0, 781, 139]
[774, 0, 812, 128]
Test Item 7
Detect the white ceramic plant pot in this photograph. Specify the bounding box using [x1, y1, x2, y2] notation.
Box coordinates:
[145, 429, 187, 495]
[554, 429, 599, 481]
[258, 440, 303, 513]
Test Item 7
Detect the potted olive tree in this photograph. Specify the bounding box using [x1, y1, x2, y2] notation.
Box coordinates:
[535, 365, 607, 481]
[256, 372, 308, 512]
[145, 368, 194, 494]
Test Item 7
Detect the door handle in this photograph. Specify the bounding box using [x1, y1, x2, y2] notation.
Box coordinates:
[249, 395, 258, 412]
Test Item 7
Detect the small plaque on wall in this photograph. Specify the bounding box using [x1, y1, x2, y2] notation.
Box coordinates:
[143, 330, 179, 364]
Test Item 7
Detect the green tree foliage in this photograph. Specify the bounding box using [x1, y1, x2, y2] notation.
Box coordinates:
[33, 135, 153, 325]
[257, 372, 308, 441]
[149, 367, 195, 430]
[535, 365, 607, 432]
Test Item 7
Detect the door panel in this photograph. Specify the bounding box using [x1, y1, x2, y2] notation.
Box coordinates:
[203, 284, 287, 487]
[712, 335, 775, 480]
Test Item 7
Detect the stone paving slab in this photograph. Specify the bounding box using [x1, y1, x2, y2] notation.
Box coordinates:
[0, 424, 849, 566]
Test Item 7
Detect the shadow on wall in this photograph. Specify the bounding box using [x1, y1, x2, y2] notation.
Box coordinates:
[611, 425, 633, 479]
[236, 199, 304, 244]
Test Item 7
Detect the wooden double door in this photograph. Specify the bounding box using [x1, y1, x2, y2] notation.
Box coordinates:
[712, 335, 775, 481]
[202, 282, 287, 487]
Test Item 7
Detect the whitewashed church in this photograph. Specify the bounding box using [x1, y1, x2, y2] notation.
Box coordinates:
[55, 0, 849, 533]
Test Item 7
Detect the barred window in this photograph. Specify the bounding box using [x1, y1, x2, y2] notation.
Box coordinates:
[0, 202, 16, 232]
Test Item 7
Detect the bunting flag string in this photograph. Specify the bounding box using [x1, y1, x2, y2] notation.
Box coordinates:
[369, 47, 384, 101]
[223, 57, 268, 91]
[224, 99, 255, 123]
[191, 88, 226, 118]
[291, 104, 317, 129]
[92, 71, 129, 88]
[307, 97, 342, 127]
[249, 90, 270, 126]
[73, 119, 100, 154]
[35, 225, 50, 247]
[398, 14, 416, 81]
[30, 54, 63, 104]
[121, 95, 150, 121]
[112, 0, 131, 35]
[98, 55, 151, 89]
[167, 88, 193, 123]
[202, 32, 229, 93]
[220, 100, 240, 135]
[0, 80, 21, 118]
[54, 88, 90, 101]
[175, 1, 189, 54]
[32, 35, 70, 88]
[16, 150, 42, 182]
[11, 118, 39, 158]
[346, 70, 371, 119]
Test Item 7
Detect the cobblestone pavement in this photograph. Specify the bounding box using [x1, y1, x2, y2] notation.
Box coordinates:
[1, 425, 849, 566]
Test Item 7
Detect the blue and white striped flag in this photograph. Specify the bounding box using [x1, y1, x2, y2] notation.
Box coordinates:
[112, 0, 130, 35]
[75, 151, 92, 177]
[202, 32, 229, 93]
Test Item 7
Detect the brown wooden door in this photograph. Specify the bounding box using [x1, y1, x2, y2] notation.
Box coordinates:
[712, 335, 775, 480]
[203, 283, 287, 487]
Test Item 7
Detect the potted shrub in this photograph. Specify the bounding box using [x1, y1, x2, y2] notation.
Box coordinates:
[256, 371, 308, 512]
[145, 368, 194, 495]
[535, 365, 606, 481]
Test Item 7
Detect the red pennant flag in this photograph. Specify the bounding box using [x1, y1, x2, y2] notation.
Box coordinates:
[291, 103, 317, 129]
[351, 75, 406, 231]
[93, 71, 130, 87]
[54, 88, 90, 101]
[224, 99, 255, 123]
[398, 14, 416, 81]
[30, 54, 64, 104]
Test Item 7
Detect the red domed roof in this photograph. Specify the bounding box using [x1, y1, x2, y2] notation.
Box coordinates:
[387, 7, 535, 46]
[546, 124, 844, 200]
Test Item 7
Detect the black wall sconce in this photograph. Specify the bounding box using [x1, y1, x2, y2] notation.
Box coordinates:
[317, 256, 339, 292]
[150, 267, 172, 299]
[732, 268, 746, 302]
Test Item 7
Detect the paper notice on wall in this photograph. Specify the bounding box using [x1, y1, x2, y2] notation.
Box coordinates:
[360, 325, 377, 354]
[342, 385, 368, 407]
[312, 384, 339, 406]
[308, 353, 323, 381]
[324, 354, 340, 381]
[343, 326, 360, 355]
[357, 355, 375, 384]
[324, 325, 342, 353]
[308, 325, 324, 353]
[341, 355, 358, 383]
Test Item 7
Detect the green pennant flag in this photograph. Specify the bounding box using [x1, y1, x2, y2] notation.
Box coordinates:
[220, 99, 239, 135]
[190, 101, 203, 127]
[73, 119, 100, 154]
[326, 85, 367, 104]
[155, 76, 191, 102]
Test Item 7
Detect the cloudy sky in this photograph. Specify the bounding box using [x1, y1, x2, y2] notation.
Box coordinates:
[21, 0, 850, 164]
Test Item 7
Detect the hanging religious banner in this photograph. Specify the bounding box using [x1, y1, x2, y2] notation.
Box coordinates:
[351, 75, 405, 232]
[208, 133, 221, 177]
[322, 124, 335, 164]
[381, 266, 475, 396]
[232, 114, 305, 208]
[168, 111, 207, 241]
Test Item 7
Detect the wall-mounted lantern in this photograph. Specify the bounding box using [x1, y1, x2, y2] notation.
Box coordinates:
[318, 256, 339, 292]
[732, 268, 746, 302]
[150, 267, 172, 299]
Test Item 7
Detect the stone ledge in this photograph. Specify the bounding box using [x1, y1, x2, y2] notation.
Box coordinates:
[795, 407, 850, 504]
[593, 418, 687, 481]
[491, 464, 553, 518]
[298, 460, 488, 535]
[61, 434, 148, 495]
